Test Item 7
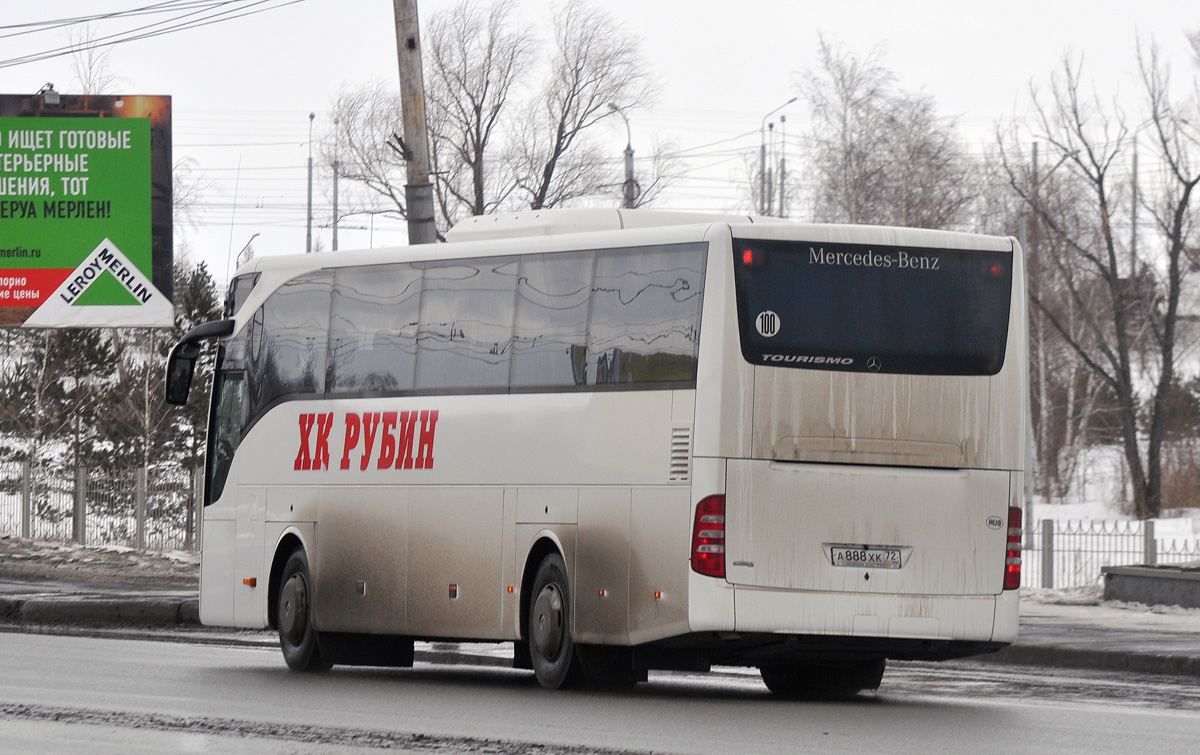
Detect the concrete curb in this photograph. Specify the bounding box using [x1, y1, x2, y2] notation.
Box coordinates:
[976, 644, 1200, 678]
[3, 595, 1198, 679]
[1102, 565, 1200, 610]
[0, 595, 199, 628]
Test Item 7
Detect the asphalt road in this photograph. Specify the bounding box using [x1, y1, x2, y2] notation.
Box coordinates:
[3, 631, 1199, 754]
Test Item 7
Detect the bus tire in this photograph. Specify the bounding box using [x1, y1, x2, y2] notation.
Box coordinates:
[528, 553, 584, 689]
[278, 549, 331, 672]
[759, 659, 885, 698]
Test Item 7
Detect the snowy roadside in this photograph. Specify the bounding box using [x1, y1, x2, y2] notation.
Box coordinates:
[1020, 584, 1200, 634]
[2, 534, 1197, 631]
[0, 535, 198, 588]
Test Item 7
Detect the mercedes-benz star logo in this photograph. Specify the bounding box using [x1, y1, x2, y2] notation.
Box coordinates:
[867, 357, 882, 372]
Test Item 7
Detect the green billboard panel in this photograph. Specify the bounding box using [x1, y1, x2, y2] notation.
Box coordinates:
[0, 93, 172, 327]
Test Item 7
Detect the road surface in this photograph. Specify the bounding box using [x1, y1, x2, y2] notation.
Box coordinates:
[2, 631, 1198, 754]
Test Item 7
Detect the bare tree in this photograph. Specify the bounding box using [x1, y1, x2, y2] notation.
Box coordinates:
[172, 156, 206, 232]
[511, 0, 656, 209]
[798, 36, 974, 229]
[68, 23, 122, 95]
[1001, 47, 1200, 518]
[425, 0, 530, 227]
[319, 81, 410, 225]
[325, 0, 660, 234]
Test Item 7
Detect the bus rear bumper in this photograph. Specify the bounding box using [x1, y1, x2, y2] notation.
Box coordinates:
[688, 574, 1019, 651]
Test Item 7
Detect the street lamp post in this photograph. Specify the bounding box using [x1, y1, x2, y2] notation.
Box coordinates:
[235, 233, 260, 269]
[306, 112, 314, 254]
[609, 103, 636, 208]
[1018, 143, 1077, 560]
[760, 97, 797, 216]
[779, 114, 788, 218]
[226, 232, 260, 287]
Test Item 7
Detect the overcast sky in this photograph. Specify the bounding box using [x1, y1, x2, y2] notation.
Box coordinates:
[1, 0, 1197, 285]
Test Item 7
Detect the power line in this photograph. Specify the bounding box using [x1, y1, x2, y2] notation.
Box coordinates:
[0, 0, 310, 69]
[0, 1, 237, 37]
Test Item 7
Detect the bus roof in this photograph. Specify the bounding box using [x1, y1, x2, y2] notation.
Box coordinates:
[230, 209, 1014, 281]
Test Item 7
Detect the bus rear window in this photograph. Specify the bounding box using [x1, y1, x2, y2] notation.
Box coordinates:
[733, 239, 1012, 376]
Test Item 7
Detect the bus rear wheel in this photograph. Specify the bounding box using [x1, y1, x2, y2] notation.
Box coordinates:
[527, 553, 584, 689]
[278, 549, 331, 672]
[759, 659, 885, 698]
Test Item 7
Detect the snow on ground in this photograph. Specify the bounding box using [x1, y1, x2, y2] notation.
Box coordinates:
[1021, 585, 1200, 631]
[1033, 445, 1200, 541]
[0, 535, 198, 586]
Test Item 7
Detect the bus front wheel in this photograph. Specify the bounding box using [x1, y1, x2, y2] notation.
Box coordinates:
[278, 549, 331, 672]
[528, 553, 584, 689]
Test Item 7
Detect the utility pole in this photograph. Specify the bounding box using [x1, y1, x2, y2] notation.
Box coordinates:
[332, 112, 340, 251]
[306, 112, 314, 254]
[759, 97, 796, 216]
[393, 0, 436, 245]
[766, 122, 775, 215]
[759, 136, 767, 215]
[1131, 138, 1138, 275]
[1031, 141, 1048, 510]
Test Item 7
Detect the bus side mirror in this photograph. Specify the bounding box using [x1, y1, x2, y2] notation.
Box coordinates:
[164, 319, 237, 406]
[165, 344, 198, 406]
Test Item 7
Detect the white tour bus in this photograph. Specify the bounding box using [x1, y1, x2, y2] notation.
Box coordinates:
[166, 209, 1026, 696]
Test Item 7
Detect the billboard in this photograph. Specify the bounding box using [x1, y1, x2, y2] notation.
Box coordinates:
[0, 92, 173, 328]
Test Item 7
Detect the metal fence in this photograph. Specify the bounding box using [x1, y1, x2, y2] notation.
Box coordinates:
[0, 462, 203, 551]
[4, 464, 1200, 581]
[1023, 518, 1200, 589]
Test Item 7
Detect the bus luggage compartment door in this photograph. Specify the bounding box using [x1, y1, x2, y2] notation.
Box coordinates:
[723, 460, 1010, 597]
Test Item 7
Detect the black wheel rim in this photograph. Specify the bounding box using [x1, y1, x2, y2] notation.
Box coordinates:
[532, 583, 565, 661]
[280, 572, 309, 646]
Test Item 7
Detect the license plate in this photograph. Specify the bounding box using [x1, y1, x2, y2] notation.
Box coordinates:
[831, 545, 902, 569]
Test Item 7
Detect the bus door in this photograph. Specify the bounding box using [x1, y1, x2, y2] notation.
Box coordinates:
[207, 369, 263, 626]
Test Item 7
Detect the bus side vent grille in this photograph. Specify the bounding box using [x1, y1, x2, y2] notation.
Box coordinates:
[669, 426, 692, 482]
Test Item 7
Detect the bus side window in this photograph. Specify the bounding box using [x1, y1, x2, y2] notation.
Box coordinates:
[511, 251, 593, 388]
[328, 264, 423, 394]
[415, 257, 519, 391]
[246, 272, 332, 417]
[587, 245, 706, 385]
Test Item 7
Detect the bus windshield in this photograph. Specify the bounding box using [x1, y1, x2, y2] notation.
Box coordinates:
[733, 238, 1013, 375]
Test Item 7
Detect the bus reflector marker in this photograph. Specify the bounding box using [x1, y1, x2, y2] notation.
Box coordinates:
[691, 495, 726, 578]
[243, 578, 257, 587]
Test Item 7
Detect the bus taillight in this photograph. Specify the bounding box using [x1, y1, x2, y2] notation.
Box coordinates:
[1004, 506, 1022, 590]
[691, 495, 726, 578]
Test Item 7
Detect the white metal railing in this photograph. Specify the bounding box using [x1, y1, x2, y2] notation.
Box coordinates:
[0, 462, 203, 552]
[4, 464, 1199, 578]
[1023, 518, 1200, 589]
